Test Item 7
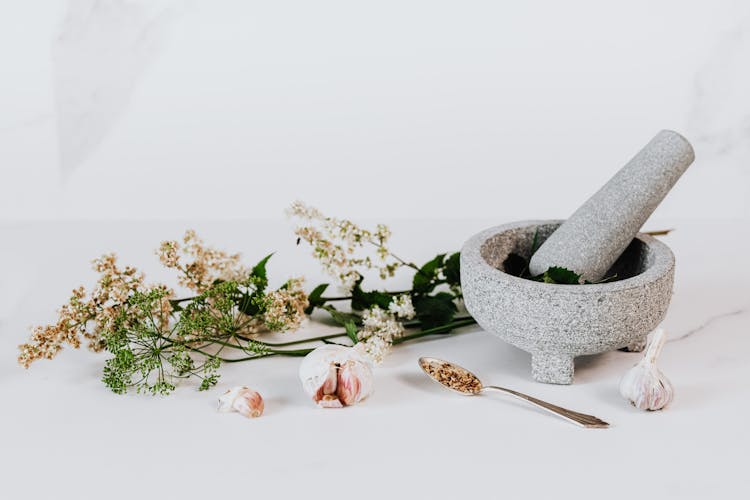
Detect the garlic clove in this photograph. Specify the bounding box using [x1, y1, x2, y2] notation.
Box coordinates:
[218, 386, 265, 418]
[299, 345, 374, 408]
[313, 362, 339, 404]
[218, 386, 247, 412]
[232, 388, 264, 418]
[619, 328, 674, 411]
[336, 360, 364, 406]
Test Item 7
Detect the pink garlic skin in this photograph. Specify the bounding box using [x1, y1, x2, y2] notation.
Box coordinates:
[232, 388, 264, 418]
[300, 345, 373, 408]
[619, 328, 674, 411]
[218, 386, 264, 418]
[336, 361, 363, 406]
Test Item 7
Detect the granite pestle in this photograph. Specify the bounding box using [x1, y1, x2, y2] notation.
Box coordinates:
[528, 130, 695, 282]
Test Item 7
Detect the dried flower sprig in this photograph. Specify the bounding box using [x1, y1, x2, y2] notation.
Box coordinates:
[19, 205, 478, 396]
[158, 229, 249, 293]
[290, 203, 475, 365]
[288, 200, 416, 292]
[18, 232, 313, 395]
[18, 254, 165, 368]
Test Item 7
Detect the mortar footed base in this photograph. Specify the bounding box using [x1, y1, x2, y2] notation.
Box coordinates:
[532, 353, 575, 384]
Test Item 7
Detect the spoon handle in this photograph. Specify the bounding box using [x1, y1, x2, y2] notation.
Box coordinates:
[482, 386, 609, 428]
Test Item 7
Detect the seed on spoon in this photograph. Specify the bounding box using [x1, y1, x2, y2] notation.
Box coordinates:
[419, 358, 483, 394]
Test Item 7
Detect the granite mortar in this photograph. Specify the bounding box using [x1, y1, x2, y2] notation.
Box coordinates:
[461, 220, 674, 384]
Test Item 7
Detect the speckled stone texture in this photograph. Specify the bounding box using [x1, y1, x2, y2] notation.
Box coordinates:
[529, 130, 693, 282]
[461, 220, 675, 384]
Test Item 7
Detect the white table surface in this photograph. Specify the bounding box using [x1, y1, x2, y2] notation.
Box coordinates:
[2, 218, 749, 499]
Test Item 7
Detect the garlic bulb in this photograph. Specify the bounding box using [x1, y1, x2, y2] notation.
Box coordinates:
[299, 345, 373, 408]
[619, 328, 674, 411]
[218, 386, 264, 418]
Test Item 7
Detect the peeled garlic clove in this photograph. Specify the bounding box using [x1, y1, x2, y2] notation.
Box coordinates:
[299, 345, 374, 408]
[619, 328, 674, 411]
[218, 386, 264, 418]
[313, 362, 339, 403]
[336, 360, 364, 406]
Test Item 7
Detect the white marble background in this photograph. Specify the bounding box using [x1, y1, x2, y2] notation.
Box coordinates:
[1, 0, 749, 222]
[2, 4, 750, 498]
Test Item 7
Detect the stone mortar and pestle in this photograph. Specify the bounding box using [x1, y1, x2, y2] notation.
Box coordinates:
[461, 130, 695, 384]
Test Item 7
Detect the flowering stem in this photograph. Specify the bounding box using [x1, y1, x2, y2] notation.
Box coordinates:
[216, 317, 477, 362]
[388, 252, 421, 272]
[242, 315, 476, 347]
[221, 347, 314, 362]
[253, 333, 347, 346]
[317, 290, 411, 302]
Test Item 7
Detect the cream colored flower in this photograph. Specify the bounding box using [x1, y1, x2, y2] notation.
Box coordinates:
[347, 302, 412, 365]
[157, 230, 248, 293]
[288, 201, 400, 292]
[388, 294, 415, 320]
[262, 278, 309, 332]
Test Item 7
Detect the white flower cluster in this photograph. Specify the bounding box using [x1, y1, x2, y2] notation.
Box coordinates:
[288, 201, 399, 292]
[355, 294, 415, 365]
[387, 293, 416, 319]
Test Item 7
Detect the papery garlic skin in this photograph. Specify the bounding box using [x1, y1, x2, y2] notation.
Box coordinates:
[299, 345, 373, 408]
[619, 328, 674, 411]
[232, 388, 264, 418]
[218, 386, 264, 418]
[218, 387, 246, 412]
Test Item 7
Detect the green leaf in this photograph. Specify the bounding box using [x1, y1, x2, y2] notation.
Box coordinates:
[502, 253, 528, 277]
[351, 279, 392, 311]
[344, 321, 359, 344]
[250, 253, 274, 290]
[413, 292, 457, 329]
[413, 254, 445, 294]
[443, 252, 461, 288]
[537, 266, 581, 284]
[232, 253, 276, 315]
[323, 305, 361, 327]
[304, 283, 329, 314]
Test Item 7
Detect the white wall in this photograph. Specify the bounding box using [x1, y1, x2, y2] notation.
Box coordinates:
[2, 0, 749, 222]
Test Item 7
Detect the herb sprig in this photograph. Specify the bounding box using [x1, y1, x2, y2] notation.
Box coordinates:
[19, 205, 476, 395]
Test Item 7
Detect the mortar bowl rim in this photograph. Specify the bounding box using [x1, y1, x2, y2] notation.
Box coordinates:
[462, 219, 674, 293]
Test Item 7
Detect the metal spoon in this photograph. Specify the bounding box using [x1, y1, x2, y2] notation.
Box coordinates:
[418, 357, 609, 428]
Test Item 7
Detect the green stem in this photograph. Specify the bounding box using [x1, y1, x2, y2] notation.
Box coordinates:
[236, 315, 476, 347]
[220, 347, 314, 363]
[214, 318, 477, 362]
[170, 296, 196, 304]
[154, 314, 477, 364]
[249, 332, 348, 346]
[317, 289, 411, 303]
[393, 318, 477, 344]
